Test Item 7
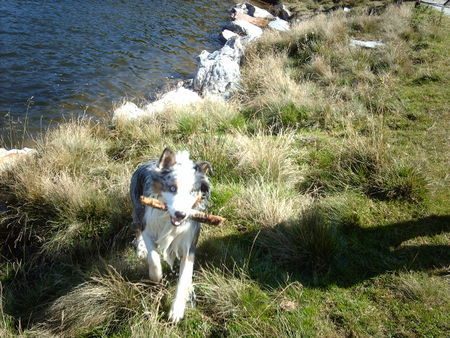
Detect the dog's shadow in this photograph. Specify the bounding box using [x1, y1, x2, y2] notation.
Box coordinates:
[197, 215, 450, 288]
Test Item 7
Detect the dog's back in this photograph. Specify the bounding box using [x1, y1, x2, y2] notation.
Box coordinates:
[130, 160, 158, 232]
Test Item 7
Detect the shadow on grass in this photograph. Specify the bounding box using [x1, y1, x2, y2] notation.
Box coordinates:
[331, 215, 450, 286]
[198, 215, 450, 288]
[2, 214, 448, 332]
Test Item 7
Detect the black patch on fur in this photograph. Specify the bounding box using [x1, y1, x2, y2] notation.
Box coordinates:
[195, 161, 213, 175]
[158, 148, 176, 170]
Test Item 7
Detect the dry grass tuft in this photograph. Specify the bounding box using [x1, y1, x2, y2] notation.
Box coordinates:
[41, 120, 110, 174]
[232, 179, 311, 227]
[232, 130, 303, 184]
[241, 50, 321, 128]
[114, 97, 239, 139]
[34, 266, 168, 337]
[258, 202, 341, 272]
[0, 119, 132, 256]
[391, 272, 450, 303]
[302, 126, 427, 202]
[196, 266, 276, 331]
[170, 97, 240, 130]
[196, 267, 308, 336]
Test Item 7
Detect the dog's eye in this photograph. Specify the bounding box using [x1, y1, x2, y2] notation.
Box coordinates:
[168, 185, 177, 193]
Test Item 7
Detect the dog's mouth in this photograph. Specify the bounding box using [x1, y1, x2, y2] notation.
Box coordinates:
[170, 216, 185, 226]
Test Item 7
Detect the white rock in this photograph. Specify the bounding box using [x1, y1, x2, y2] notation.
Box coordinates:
[343, 7, 351, 12]
[274, 4, 292, 20]
[244, 3, 275, 20]
[225, 19, 263, 41]
[144, 87, 201, 114]
[268, 17, 290, 31]
[0, 147, 37, 171]
[350, 39, 384, 48]
[220, 29, 239, 43]
[193, 37, 244, 97]
[112, 87, 202, 122]
[112, 101, 147, 122]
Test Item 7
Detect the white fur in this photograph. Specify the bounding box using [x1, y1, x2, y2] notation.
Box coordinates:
[168, 256, 194, 322]
[133, 150, 204, 323]
[162, 151, 199, 221]
[142, 207, 197, 268]
[135, 233, 148, 259]
[139, 207, 197, 323]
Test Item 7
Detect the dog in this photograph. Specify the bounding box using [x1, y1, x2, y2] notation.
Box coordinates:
[130, 148, 211, 323]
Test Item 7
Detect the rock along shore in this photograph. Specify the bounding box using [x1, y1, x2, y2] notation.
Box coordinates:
[112, 1, 292, 123]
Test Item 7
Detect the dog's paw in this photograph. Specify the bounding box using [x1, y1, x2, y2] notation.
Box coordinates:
[148, 267, 162, 283]
[168, 301, 185, 323]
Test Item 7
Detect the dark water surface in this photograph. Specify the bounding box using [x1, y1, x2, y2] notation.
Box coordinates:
[0, 0, 233, 137]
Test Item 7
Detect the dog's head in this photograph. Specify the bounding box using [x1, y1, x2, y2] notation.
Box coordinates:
[155, 148, 211, 226]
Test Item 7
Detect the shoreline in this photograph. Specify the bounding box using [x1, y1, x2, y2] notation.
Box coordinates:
[1, 1, 291, 163]
[112, 1, 293, 122]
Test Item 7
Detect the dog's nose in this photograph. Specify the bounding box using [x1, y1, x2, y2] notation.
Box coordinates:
[174, 211, 186, 219]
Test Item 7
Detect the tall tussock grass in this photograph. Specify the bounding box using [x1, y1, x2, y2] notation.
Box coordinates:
[241, 5, 430, 131]
[241, 50, 322, 131]
[389, 272, 450, 304]
[0, 119, 132, 258]
[302, 132, 427, 202]
[232, 130, 303, 184]
[32, 266, 171, 337]
[232, 179, 311, 227]
[196, 266, 281, 335]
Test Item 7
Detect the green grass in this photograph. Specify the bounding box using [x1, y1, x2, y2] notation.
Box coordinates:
[1, 3, 449, 337]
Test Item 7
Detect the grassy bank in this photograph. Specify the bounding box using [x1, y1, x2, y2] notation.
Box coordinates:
[1, 4, 449, 336]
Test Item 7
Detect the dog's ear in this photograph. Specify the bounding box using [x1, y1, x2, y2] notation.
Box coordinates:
[195, 161, 212, 175]
[158, 148, 176, 169]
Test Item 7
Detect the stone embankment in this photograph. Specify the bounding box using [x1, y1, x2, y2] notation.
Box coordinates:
[112, 1, 292, 122]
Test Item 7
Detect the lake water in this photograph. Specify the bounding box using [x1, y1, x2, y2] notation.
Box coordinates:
[0, 0, 234, 138]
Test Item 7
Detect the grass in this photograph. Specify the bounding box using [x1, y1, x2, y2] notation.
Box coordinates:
[1, 3, 449, 336]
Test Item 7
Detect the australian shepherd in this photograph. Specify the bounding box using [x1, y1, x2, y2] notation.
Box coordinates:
[130, 148, 211, 322]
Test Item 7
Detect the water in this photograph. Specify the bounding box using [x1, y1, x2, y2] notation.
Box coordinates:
[0, 0, 234, 138]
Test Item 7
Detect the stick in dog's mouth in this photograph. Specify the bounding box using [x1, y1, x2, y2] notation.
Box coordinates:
[140, 196, 226, 226]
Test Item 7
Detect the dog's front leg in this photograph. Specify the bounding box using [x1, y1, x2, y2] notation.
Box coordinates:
[142, 229, 162, 283]
[168, 252, 194, 323]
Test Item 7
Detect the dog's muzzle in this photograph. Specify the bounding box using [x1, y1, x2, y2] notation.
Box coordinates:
[170, 211, 186, 226]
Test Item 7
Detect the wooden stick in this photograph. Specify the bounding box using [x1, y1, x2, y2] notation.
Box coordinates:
[140, 196, 167, 210]
[140, 196, 226, 226]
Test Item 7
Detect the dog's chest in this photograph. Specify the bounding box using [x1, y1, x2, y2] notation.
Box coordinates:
[143, 206, 195, 264]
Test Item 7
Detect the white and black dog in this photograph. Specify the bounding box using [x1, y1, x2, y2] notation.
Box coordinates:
[130, 148, 211, 322]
